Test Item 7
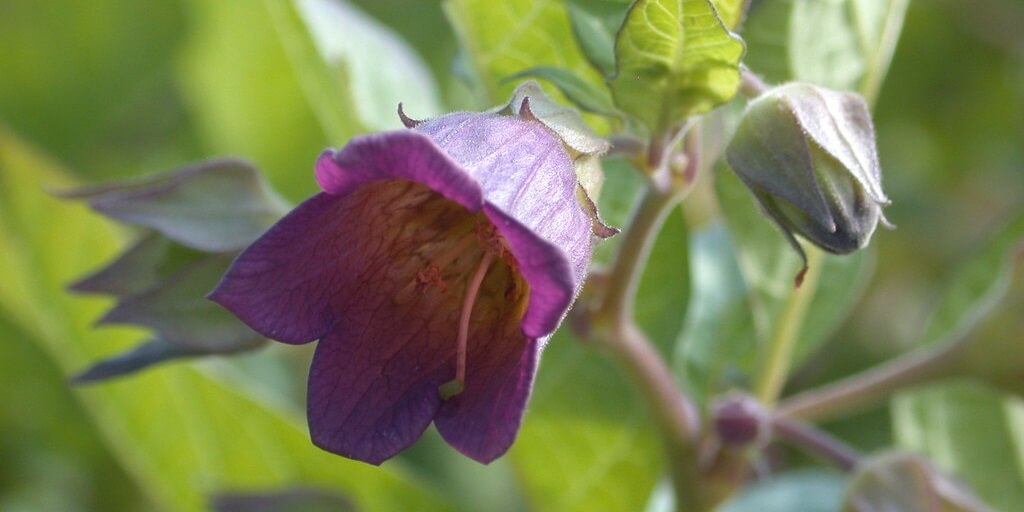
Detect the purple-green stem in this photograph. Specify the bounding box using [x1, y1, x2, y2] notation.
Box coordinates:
[588, 127, 702, 511]
[778, 340, 964, 422]
[771, 415, 862, 471]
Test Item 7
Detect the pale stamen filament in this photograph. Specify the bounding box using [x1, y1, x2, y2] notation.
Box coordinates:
[439, 250, 496, 400]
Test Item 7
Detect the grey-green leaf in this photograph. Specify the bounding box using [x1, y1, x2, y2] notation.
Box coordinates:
[918, 213, 1024, 346]
[508, 66, 619, 117]
[743, 0, 910, 93]
[69, 234, 202, 297]
[289, 0, 442, 129]
[566, 0, 632, 77]
[610, 0, 745, 131]
[499, 80, 611, 155]
[71, 338, 205, 385]
[61, 159, 287, 253]
[893, 382, 1024, 512]
[98, 255, 264, 352]
[719, 469, 846, 512]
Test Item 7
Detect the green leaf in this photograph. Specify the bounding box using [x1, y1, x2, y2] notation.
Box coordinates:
[508, 66, 620, 117]
[444, 0, 608, 106]
[178, 0, 336, 201]
[0, 128, 450, 512]
[711, 0, 746, 30]
[511, 336, 661, 512]
[743, 0, 910, 92]
[674, 219, 758, 404]
[609, 0, 745, 131]
[277, 0, 442, 130]
[565, 0, 633, 77]
[181, 0, 438, 200]
[719, 469, 846, 512]
[893, 382, 1024, 512]
[918, 213, 1024, 347]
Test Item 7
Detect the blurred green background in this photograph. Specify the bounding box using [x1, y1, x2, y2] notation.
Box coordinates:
[1, 0, 1021, 511]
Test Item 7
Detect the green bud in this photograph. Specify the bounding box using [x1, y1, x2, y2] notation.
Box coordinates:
[726, 83, 890, 272]
[843, 452, 992, 512]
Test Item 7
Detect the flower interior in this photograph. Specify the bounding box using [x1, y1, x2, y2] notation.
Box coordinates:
[354, 178, 529, 400]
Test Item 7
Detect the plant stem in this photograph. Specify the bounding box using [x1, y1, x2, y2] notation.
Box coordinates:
[738, 65, 770, 98]
[588, 132, 702, 511]
[777, 341, 964, 422]
[753, 246, 825, 405]
[603, 323, 702, 504]
[771, 415, 862, 471]
[598, 178, 681, 328]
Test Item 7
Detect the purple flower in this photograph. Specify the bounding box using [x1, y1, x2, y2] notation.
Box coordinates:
[210, 94, 604, 464]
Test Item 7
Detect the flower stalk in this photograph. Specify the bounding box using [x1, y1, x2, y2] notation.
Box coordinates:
[754, 245, 825, 405]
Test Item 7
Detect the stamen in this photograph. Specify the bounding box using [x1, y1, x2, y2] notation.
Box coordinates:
[439, 250, 496, 400]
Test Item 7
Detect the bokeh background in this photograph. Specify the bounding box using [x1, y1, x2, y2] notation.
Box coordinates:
[1, 0, 1021, 510]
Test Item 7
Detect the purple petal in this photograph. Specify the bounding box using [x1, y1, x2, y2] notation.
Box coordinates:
[209, 193, 353, 343]
[435, 338, 538, 463]
[416, 114, 593, 337]
[315, 131, 483, 211]
[307, 326, 448, 465]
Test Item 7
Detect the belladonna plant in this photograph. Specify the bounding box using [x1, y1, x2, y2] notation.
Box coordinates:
[211, 83, 611, 464]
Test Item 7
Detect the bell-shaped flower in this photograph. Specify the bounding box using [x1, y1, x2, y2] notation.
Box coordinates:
[211, 84, 607, 464]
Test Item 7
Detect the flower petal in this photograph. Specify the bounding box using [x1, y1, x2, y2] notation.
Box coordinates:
[417, 113, 593, 337]
[209, 193, 352, 343]
[435, 337, 539, 463]
[307, 327, 448, 465]
[315, 131, 484, 211]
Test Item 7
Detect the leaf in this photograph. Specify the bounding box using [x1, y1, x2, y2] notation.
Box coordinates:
[0, 128, 450, 512]
[673, 219, 758, 405]
[918, 213, 1024, 347]
[499, 80, 611, 155]
[711, 0, 746, 30]
[609, 0, 745, 131]
[71, 338, 205, 384]
[565, 0, 633, 77]
[282, 0, 442, 130]
[743, 0, 910, 91]
[178, 0, 336, 201]
[843, 452, 992, 512]
[97, 255, 263, 352]
[719, 469, 846, 512]
[59, 159, 287, 253]
[511, 336, 661, 512]
[892, 382, 1024, 512]
[69, 234, 202, 297]
[508, 66, 620, 116]
[444, 0, 608, 107]
[211, 487, 355, 512]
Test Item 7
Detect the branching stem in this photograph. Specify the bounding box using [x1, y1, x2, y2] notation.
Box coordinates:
[587, 128, 703, 511]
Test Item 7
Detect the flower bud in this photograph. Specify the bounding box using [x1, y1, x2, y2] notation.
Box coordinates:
[843, 452, 991, 511]
[726, 83, 890, 274]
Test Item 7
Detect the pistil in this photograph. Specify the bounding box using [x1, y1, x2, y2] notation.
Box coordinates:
[439, 250, 496, 400]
